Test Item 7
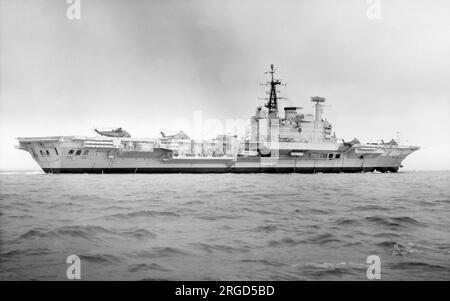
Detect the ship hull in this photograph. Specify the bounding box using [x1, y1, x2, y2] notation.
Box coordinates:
[38, 155, 404, 174]
[42, 166, 399, 174]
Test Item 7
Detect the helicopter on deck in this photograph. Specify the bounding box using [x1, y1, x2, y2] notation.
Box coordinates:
[94, 127, 131, 138]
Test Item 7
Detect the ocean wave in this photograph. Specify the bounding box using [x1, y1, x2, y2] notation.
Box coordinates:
[377, 241, 411, 256]
[211, 244, 251, 253]
[373, 232, 402, 238]
[434, 198, 450, 204]
[239, 258, 285, 267]
[333, 218, 359, 226]
[67, 194, 106, 202]
[0, 250, 23, 258]
[343, 241, 363, 247]
[129, 262, 170, 272]
[302, 233, 341, 245]
[18, 225, 108, 241]
[47, 202, 83, 209]
[134, 247, 189, 258]
[184, 200, 205, 205]
[353, 205, 390, 211]
[18, 228, 54, 240]
[16, 225, 156, 242]
[390, 216, 422, 225]
[302, 262, 365, 277]
[254, 224, 278, 232]
[268, 237, 301, 247]
[3, 214, 33, 219]
[190, 242, 250, 254]
[105, 210, 180, 219]
[0, 248, 51, 258]
[304, 208, 330, 214]
[364, 215, 423, 228]
[197, 214, 242, 221]
[0, 193, 20, 199]
[118, 227, 157, 239]
[389, 261, 449, 271]
[102, 205, 129, 210]
[80, 253, 122, 264]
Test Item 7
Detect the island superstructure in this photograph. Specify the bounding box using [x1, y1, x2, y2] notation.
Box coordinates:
[16, 65, 419, 173]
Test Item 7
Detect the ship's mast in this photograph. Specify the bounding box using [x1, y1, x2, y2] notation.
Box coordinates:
[264, 64, 282, 118]
[311, 96, 326, 122]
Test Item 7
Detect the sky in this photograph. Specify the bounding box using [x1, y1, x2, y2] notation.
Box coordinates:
[1, 0, 449, 170]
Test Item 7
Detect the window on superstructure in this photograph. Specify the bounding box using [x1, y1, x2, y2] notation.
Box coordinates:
[68, 149, 75, 155]
[75, 150, 82, 155]
[328, 153, 334, 159]
[46, 150, 50, 156]
[39, 150, 44, 157]
[82, 150, 89, 156]
[335, 154, 341, 159]
[54, 147, 59, 156]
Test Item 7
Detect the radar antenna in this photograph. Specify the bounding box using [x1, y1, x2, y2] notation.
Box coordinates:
[262, 64, 284, 118]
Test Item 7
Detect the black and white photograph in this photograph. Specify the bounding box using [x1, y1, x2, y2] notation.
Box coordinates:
[0, 0, 449, 288]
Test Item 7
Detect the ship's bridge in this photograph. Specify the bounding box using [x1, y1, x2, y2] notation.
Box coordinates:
[249, 96, 336, 145]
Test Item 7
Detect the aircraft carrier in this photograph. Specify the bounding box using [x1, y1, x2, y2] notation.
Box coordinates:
[16, 65, 419, 174]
